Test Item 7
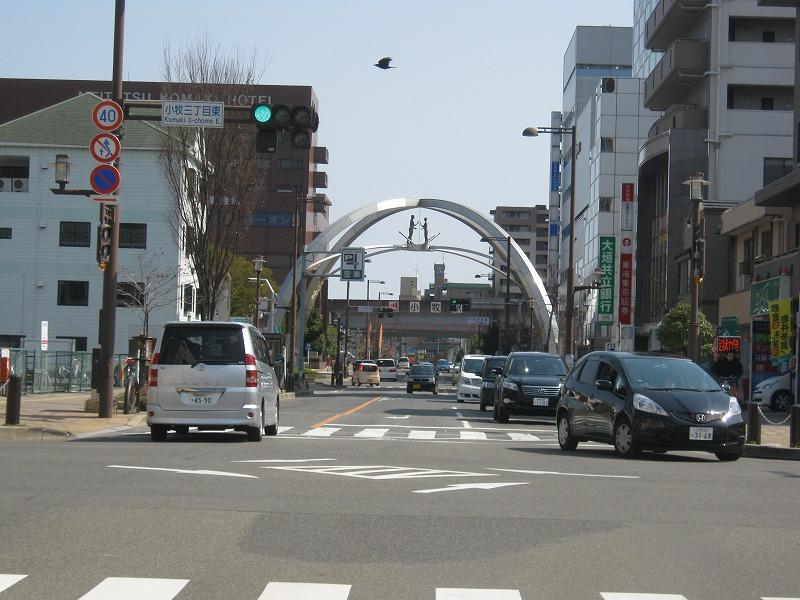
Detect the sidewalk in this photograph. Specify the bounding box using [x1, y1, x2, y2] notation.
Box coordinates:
[0, 392, 145, 440]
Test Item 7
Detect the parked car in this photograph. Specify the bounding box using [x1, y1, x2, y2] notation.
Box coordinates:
[752, 370, 795, 411]
[479, 355, 507, 411]
[397, 357, 410, 376]
[556, 351, 745, 460]
[406, 361, 440, 394]
[493, 352, 566, 421]
[457, 354, 487, 402]
[352, 361, 380, 386]
[147, 321, 280, 442]
[375, 358, 398, 381]
[436, 359, 453, 373]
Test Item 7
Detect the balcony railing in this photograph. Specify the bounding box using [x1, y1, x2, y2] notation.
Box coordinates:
[648, 104, 708, 139]
[751, 248, 798, 283]
[644, 39, 709, 111]
[645, 0, 708, 51]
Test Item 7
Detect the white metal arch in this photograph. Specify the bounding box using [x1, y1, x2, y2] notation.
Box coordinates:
[276, 197, 558, 352]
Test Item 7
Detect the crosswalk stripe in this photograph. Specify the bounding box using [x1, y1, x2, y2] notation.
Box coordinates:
[277, 426, 293, 434]
[77, 577, 189, 600]
[436, 588, 522, 599]
[507, 432, 542, 441]
[354, 428, 389, 438]
[762, 597, 800, 599]
[257, 581, 352, 599]
[459, 431, 487, 440]
[408, 429, 437, 439]
[303, 427, 341, 437]
[0, 575, 26, 593]
[601, 594, 688, 600]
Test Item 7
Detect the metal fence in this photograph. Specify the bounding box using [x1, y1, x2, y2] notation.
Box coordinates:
[7, 349, 128, 394]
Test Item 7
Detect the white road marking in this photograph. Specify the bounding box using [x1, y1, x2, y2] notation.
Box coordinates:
[354, 428, 389, 438]
[507, 433, 542, 441]
[455, 412, 464, 418]
[601, 595, 687, 600]
[302, 427, 341, 437]
[385, 415, 411, 419]
[436, 587, 522, 599]
[263, 464, 493, 480]
[762, 597, 800, 600]
[258, 582, 351, 599]
[77, 577, 189, 600]
[107, 466, 257, 479]
[490, 468, 639, 480]
[0, 575, 26, 593]
[232, 458, 337, 463]
[414, 482, 529, 494]
[408, 429, 437, 439]
[459, 431, 486, 440]
[277, 426, 293, 434]
[332, 423, 552, 432]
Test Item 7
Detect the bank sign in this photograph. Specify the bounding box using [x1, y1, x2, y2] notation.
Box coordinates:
[597, 236, 616, 324]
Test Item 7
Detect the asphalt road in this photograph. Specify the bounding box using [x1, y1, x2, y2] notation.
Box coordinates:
[1, 380, 799, 600]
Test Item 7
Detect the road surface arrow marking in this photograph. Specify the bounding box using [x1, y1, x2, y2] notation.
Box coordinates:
[107, 465, 257, 478]
[413, 482, 528, 494]
[489, 468, 639, 479]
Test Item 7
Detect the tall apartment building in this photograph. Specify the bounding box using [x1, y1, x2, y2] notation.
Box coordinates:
[634, 0, 795, 348]
[491, 205, 550, 302]
[0, 79, 331, 286]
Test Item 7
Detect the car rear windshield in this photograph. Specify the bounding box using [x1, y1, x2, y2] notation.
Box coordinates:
[622, 357, 721, 392]
[483, 357, 505, 375]
[159, 326, 245, 366]
[461, 358, 484, 374]
[376, 359, 395, 367]
[361, 364, 378, 372]
[411, 364, 435, 376]
[507, 355, 566, 376]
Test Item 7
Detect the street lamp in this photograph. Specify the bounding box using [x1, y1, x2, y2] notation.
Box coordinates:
[481, 235, 513, 353]
[682, 171, 708, 361]
[252, 256, 265, 329]
[365, 279, 385, 359]
[523, 124, 577, 358]
[378, 291, 394, 302]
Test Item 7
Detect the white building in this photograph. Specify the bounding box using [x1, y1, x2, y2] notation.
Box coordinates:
[0, 93, 197, 354]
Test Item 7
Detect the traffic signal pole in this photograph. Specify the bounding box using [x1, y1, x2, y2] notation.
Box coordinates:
[99, 0, 125, 418]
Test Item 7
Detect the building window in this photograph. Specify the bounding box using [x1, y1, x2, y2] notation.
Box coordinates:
[761, 97, 774, 111]
[119, 223, 147, 249]
[59, 222, 90, 247]
[599, 197, 613, 212]
[536, 227, 548, 238]
[536, 213, 548, 224]
[762, 30, 776, 43]
[0, 227, 10, 239]
[116, 282, 143, 307]
[0, 155, 30, 192]
[183, 284, 194, 315]
[600, 137, 614, 152]
[515, 238, 530, 246]
[535, 255, 548, 265]
[57, 281, 89, 306]
[277, 159, 303, 170]
[55, 336, 87, 352]
[763, 157, 793, 186]
[502, 210, 531, 219]
[536, 241, 548, 252]
[760, 229, 772, 259]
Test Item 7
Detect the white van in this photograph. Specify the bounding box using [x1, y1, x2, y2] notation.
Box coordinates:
[457, 354, 486, 402]
[147, 322, 280, 442]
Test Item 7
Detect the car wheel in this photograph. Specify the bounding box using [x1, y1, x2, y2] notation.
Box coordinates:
[457, 396, 464, 403]
[715, 450, 742, 461]
[174, 425, 189, 435]
[150, 425, 168, 442]
[406, 386, 412, 394]
[264, 400, 279, 436]
[247, 424, 263, 442]
[493, 400, 499, 421]
[496, 402, 509, 424]
[613, 418, 640, 458]
[771, 390, 793, 412]
[479, 398, 486, 412]
[557, 412, 578, 451]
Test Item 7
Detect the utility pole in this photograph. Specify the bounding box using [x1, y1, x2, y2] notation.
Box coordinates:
[287, 195, 301, 391]
[505, 234, 511, 354]
[343, 281, 351, 377]
[684, 172, 708, 361]
[99, 0, 125, 418]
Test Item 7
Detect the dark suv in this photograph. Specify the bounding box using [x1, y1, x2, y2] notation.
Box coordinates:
[493, 352, 566, 423]
[406, 362, 440, 394]
[479, 355, 507, 411]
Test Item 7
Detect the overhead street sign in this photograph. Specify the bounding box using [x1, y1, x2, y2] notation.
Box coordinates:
[357, 305, 371, 313]
[92, 99, 124, 131]
[89, 132, 121, 163]
[388, 301, 399, 311]
[340, 247, 366, 281]
[409, 302, 420, 313]
[89, 164, 121, 195]
[467, 316, 490, 325]
[431, 302, 441, 313]
[162, 100, 224, 128]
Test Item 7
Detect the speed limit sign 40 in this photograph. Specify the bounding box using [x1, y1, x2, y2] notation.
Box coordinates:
[92, 99, 124, 132]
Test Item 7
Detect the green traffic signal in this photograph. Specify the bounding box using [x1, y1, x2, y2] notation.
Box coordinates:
[251, 103, 272, 126]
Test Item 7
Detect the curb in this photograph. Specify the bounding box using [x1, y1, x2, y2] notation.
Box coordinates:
[0, 426, 72, 441]
[744, 444, 800, 461]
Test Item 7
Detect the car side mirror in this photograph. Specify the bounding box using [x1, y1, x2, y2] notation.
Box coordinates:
[272, 354, 284, 366]
[615, 384, 627, 396]
[595, 379, 614, 391]
[721, 383, 731, 394]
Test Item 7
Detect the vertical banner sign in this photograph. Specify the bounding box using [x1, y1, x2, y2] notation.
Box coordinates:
[621, 183, 635, 232]
[40, 320, 48, 351]
[550, 161, 561, 191]
[768, 299, 792, 357]
[618, 249, 633, 325]
[597, 236, 616, 324]
[751, 319, 781, 398]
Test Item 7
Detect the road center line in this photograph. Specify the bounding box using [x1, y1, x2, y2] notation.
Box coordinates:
[489, 468, 639, 479]
[311, 397, 380, 429]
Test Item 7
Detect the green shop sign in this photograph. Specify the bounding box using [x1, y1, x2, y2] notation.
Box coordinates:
[749, 276, 789, 316]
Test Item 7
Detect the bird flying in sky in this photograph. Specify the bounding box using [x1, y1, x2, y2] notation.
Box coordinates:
[374, 57, 395, 70]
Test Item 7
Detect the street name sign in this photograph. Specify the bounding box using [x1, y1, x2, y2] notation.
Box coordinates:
[409, 301, 420, 313]
[161, 100, 224, 128]
[92, 99, 124, 131]
[340, 247, 365, 281]
[467, 316, 490, 325]
[431, 302, 441, 313]
[89, 132, 121, 163]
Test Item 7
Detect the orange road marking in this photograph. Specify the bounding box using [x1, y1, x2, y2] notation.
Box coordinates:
[311, 397, 381, 429]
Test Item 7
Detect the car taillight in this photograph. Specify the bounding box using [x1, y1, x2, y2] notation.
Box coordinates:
[148, 352, 159, 387]
[245, 353, 258, 387]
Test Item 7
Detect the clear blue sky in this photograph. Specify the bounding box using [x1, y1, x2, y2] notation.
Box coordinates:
[3, 0, 633, 299]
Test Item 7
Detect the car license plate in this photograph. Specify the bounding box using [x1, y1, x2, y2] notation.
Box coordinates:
[189, 394, 216, 406]
[413, 384, 421, 390]
[689, 427, 713, 441]
[533, 397, 549, 406]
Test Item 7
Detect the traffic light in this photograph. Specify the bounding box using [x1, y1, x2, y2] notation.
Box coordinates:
[96, 203, 115, 270]
[449, 298, 459, 312]
[251, 102, 319, 153]
[377, 306, 385, 319]
[387, 308, 394, 318]
[462, 298, 471, 311]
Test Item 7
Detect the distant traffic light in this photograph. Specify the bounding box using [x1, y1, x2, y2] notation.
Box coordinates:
[462, 298, 471, 311]
[251, 102, 319, 153]
[449, 298, 459, 312]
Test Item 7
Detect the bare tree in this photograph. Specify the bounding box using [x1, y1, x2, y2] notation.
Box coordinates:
[118, 251, 181, 336]
[160, 35, 266, 319]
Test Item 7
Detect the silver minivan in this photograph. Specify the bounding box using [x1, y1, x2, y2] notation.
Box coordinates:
[147, 322, 280, 442]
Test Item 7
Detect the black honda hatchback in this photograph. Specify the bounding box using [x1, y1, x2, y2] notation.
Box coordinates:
[556, 352, 745, 460]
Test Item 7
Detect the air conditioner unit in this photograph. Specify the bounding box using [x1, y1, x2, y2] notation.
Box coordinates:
[0, 178, 11, 192]
[602, 77, 616, 93]
[12, 178, 29, 192]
